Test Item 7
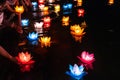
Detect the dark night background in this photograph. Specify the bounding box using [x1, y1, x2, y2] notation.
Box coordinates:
[0, 0, 120, 80]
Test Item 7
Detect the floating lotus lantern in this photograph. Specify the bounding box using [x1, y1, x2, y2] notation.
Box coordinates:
[38, 0, 45, 5]
[15, 6, 24, 14]
[77, 0, 82, 6]
[21, 19, 29, 27]
[63, 3, 73, 14]
[27, 32, 38, 41]
[43, 6, 49, 15]
[34, 22, 44, 29]
[32, 1, 38, 11]
[80, 21, 87, 29]
[54, 4, 60, 13]
[39, 36, 51, 47]
[70, 24, 86, 42]
[66, 64, 87, 80]
[108, 0, 114, 5]
[77, 51, 95, 69]
[43, 16, 51, 28]
[16, 52, 35, 72]
[34, 22, 44, 34]
[48, 0, 55, 3]
[78, 9, 85, 17]
[38, 4, 45, 11]
[62, 16, 69, 26]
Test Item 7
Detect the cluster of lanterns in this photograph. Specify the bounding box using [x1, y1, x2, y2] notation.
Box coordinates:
[66, 51, 95, 80]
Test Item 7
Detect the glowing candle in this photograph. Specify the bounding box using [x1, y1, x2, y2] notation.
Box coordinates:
[39, 36, 51, 47]
[66, 64, 87, 80]
[15, 6, 24, 14]
[77, 51, 95, 69]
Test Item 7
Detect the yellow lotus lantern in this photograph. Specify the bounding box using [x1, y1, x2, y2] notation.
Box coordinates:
[43, 6, 49, 15]
[62, 16, 69, 26]
[39, 36, 51, 47]
[80, 21, 87, 29]
[54, 4, 60, 13]
[77, 0, 82, 6]
[15, 6, 24, 14]
[70, 24, 86, 43]
[108, 0, 114, 5]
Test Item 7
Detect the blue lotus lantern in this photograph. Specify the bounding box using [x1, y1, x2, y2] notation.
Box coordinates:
[21, 19, 29, 27]
[67, 3, 73, 9]
[62, 3, 73, 14]
[27, 32, 38, 41]
[32, 2, 38, 11]
[66, 64, 87, 80]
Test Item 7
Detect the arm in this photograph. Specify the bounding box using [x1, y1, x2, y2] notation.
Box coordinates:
[0, 46, 17, 63]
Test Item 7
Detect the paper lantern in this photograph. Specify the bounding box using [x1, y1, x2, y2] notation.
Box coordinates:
[80, 21, 87, 29]
[77, 51, 95, 69]
[32, 1, 38, 11]
[21, 19, 29, 27]
[77, 0, 82, 6]
[66, 64, 87, 80]
[34, 22, 44, 34]
[54, 4, 60, 13]
[43, 16, 51, 28]
[38, 0, 45, 5]
[78, 9, 85, 17]
[39, 36, 51, 47]
[16, 52, 35, 72]
[70, 24, 86, 42]
[15, 6, 24, 14]
[62, 16, 69, 26]
[108, 0, 114, 5]
[48, 0, 55, 3]
[27, 32, 38, 41]
[39, 4, 45, 11]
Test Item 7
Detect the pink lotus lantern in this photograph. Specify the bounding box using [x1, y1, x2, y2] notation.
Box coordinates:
[43, 16, 51, 28]
[16, 52, 35, 72]
[78, 9, 85, 17]
[77, 51, 95, 69]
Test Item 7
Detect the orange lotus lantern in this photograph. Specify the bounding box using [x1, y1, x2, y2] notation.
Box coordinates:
[39, 36, 51, 47]
[15, 6, 24, 14]
[70, 24, 86, 42]
[16, 52, 35, 72]
[62, 16, 69, 26]
[78, 9, 85, 17]
[77, 0, 82, 6]
[54, 4, 60, 13]
[43, 16, 51, 28]
[108, 0, 114, 5]
[43, 6, 49, 15]
[80, 21, 87, 29]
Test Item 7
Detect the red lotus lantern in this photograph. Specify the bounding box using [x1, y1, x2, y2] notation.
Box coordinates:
[78, 9, 85, 17]
[38, 0, 44, 5]
[77, 51, 95, 69]
[16, 52, 35, 72]
[43, 16, 51, 28]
